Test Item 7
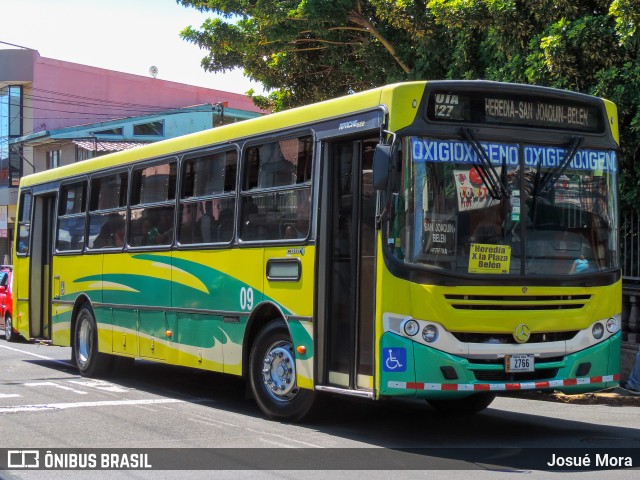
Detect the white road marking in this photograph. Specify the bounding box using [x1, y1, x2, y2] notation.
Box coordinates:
[0, 398, 183, 414]
[245, 428, 322, 448]
[259, 437, 289, 447]
[68, 379, 128, 393]
[186, 416, 238, 429]
[0, 344, 71, 367]
[24, 381, 88, 395]
[0, 394, 20, 399]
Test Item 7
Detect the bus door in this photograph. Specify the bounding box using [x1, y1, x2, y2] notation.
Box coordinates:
[29, 192, 56, 340]
[318, 137, 377, 391]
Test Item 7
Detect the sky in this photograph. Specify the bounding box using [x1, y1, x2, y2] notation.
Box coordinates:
[0, 0, 265, 95]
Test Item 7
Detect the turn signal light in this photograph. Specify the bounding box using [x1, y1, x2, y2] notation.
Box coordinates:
[296, 345, 306, 355]
[166, 330, 172, 338]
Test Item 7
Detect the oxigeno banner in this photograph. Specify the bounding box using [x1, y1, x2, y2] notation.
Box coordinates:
[411, 138, 617, 173]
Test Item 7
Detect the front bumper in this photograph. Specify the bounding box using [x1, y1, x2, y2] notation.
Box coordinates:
[379, 331, 621, 399]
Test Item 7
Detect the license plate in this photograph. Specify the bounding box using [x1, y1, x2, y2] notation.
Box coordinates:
[505, 354, 534, 373]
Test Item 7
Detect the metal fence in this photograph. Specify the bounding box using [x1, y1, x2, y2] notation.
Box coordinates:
[621, 208, 640, 280]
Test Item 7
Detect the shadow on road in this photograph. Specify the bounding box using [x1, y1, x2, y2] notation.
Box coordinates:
[21, 355, 640, 471]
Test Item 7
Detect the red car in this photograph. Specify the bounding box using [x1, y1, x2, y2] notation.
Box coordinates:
[0, 267, 17, 342]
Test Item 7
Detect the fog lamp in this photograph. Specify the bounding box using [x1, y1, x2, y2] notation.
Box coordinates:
[403, 319, 420, 337]
[592, 323, 604, 340]
[422, 324, 439, 343]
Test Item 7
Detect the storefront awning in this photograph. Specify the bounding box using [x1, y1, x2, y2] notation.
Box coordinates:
[72, 140, 147, 152]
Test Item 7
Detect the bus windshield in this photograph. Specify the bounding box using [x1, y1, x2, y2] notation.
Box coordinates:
[387, 136, 619, 276]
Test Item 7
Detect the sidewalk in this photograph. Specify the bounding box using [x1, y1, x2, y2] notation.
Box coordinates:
[524, 387, 640, 406]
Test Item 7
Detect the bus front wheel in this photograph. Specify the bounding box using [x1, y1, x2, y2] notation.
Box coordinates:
[427, 393, 496, 415]
[4, 314, 16, 342]
[249, 319, 315, 422]
[73, 305, 111, 377]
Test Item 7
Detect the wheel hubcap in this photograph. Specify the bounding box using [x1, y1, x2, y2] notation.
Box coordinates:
[5, 317, 11, 339]
[261, 340, 298, 402]
[77, 317, 92, 368]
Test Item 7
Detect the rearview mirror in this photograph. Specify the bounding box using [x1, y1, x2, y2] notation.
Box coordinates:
[373, 144, 392, 191]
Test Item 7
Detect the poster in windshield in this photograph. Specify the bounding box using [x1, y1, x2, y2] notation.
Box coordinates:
[423, 214, 457, 258]
[454, 167, 501, 212]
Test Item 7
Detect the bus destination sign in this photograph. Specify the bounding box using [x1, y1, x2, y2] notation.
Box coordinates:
[428, 91, 603, 132]
[484, 97, 591, 129]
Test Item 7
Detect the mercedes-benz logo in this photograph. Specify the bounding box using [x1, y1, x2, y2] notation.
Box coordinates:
[513, 324, 531, 343]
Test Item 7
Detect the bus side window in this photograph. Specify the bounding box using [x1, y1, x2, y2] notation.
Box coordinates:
[179, 150, 237, 245]
[17, 191, 32, 255]
[218, 207, 234, 242]
[57, 181, 87, 252]
[240, 135, 313, 242]
[282, 188, 311, 240]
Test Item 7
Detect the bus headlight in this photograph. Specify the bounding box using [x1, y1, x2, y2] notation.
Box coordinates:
[592, 323, 604, 340]
[606, 317, 619, 334]
[422, 325, 439, 343]
[402, 319, 420, 337]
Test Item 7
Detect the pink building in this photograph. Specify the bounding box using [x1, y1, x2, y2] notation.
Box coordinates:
[0, 47, 266, 262]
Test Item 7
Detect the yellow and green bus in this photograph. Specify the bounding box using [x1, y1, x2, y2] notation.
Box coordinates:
[12, 81, 621, 420]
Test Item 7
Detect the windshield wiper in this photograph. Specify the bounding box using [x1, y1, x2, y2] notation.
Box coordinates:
[537, 136, 584, 194]
[462, 128, 509, 200]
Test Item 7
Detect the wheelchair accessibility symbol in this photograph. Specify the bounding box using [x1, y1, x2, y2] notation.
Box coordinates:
[382, 348, 407, 372]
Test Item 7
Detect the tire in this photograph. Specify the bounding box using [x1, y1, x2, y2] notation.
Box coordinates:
[249, 319, 316, 421]
[427, 393, 496, 415]
[4, 314, 16, 342]
[73, 305, 112, 377]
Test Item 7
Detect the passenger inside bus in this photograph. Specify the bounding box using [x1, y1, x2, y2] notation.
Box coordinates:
[93, 215, 125, 248]
[283, 190, 311, 239]
[569, 254, 590, 274]
[199, 202, 216, 243]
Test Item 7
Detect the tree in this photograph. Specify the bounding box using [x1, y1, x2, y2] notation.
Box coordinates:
[178, 0, 412, 110]
[178, 0, 639, 207]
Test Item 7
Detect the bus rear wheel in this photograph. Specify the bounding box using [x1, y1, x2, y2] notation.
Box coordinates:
[73, 305, 111, 377]
[427, 393, 496, 415]
[249, 319, 315, 422]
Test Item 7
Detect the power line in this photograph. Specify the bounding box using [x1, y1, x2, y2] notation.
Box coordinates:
[22, 90, 172, 113]
[20, 93, 170, 114]
[27, 86, 209, 111]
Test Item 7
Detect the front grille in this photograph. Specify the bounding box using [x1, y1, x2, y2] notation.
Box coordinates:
[451, 331, 579, 344]
[445, 294, 591, 311]
[470, 356, 564, 365]
[473, 369, 559, 382]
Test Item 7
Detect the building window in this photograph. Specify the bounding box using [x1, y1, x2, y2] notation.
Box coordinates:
[76, 146, 95, 162]
[9, 149, 21, 186]
[133, 121, 164, 136]
[1, 85, 23, 187]
[47, 150, 61, 169]
[92, 127, 123, 135]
